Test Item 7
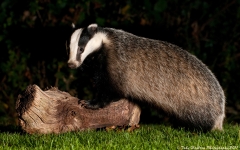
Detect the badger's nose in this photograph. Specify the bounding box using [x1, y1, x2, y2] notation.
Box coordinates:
[68, 62, 77, 69]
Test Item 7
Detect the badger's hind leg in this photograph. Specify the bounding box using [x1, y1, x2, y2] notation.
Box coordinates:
[212, 113, 225, 131]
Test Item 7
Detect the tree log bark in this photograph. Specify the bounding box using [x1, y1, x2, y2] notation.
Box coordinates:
[15, 85, 141, 134]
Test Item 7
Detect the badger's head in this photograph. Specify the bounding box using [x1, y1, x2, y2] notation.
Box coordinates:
[67, 24, 108, 69]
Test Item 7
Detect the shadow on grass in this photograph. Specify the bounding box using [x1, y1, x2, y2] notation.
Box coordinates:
[0, 124, 24, 134]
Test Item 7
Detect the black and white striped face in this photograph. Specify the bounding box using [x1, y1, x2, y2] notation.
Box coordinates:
[67, 24, 108, 69]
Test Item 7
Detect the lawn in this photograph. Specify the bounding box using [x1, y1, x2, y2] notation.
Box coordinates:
[0, 124, 239, 150]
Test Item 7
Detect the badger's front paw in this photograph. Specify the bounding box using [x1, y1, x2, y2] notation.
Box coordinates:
[78, 100, 101, 109]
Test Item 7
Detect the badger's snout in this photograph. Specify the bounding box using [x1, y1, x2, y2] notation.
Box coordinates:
[67, 61, 78, 69]
[68, 63, 76, 69]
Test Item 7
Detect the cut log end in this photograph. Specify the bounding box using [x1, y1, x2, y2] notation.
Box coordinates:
[16, 85, 141, 134]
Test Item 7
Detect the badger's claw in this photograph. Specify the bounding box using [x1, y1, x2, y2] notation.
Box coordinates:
[78, 100, 88, 107]
[78, 100, 101, 109]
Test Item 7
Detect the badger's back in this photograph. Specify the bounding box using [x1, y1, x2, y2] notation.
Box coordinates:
[102, 28, 225, 130]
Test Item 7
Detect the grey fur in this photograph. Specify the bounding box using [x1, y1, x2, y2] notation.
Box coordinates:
[68, 25, 225, 131]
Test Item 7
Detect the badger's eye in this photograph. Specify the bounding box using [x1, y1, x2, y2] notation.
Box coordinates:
[77, 46, 84, 54]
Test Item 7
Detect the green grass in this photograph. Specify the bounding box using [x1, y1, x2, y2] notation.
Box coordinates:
[0, 124, 239, 150]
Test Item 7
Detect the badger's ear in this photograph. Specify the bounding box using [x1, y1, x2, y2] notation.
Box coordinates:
[71, 23, 76, 29]
[88, 24, 98, 35]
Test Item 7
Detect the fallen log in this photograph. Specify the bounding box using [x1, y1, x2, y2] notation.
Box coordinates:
[16, 85, 141, 134]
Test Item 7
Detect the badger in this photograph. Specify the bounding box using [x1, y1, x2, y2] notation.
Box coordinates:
[67, 24, 225, 131]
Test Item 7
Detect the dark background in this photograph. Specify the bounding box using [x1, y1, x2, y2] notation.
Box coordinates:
[0, 0, 239, 125]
